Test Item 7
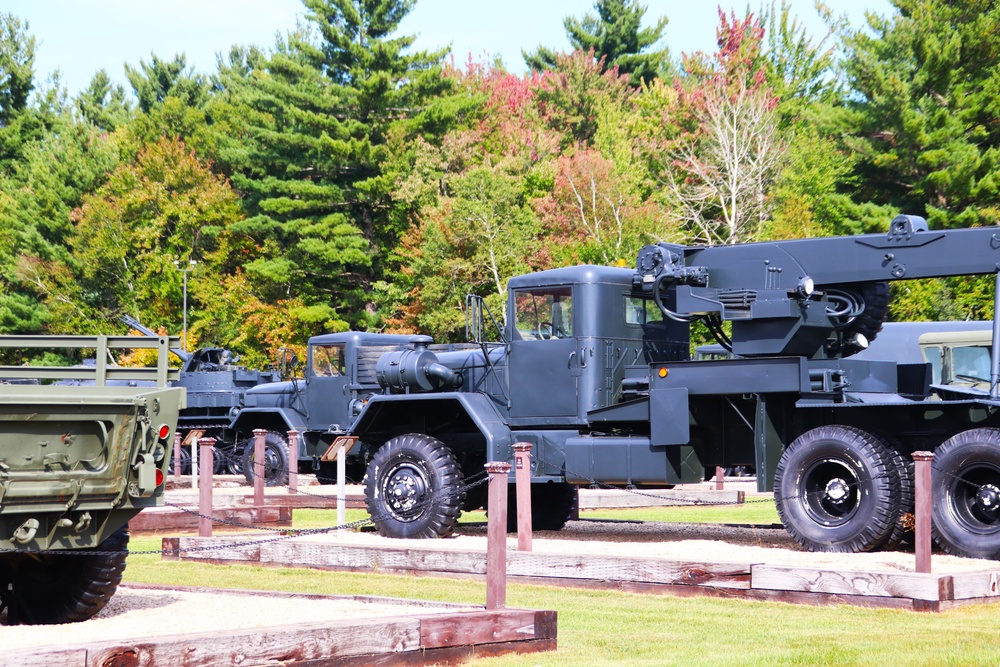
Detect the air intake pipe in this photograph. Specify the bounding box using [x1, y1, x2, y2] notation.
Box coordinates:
[376, 335, 463, 392]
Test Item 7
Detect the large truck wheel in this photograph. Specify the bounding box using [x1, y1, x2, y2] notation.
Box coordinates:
[0, 527, 129, 625]
[364, 434, 464, 539]
[506, 481, 577, 532]
[240, 431, 290, 487]
[931, 428, 1000, 559]
[774, 426, 899, 552]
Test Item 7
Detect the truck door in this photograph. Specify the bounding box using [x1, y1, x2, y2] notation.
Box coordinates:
[508, 286, 580, 419]
[306, 343, 351, 430]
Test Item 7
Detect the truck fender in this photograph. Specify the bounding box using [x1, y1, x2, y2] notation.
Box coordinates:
[351, 392, 513, 461]
[229, 407, 307, 436]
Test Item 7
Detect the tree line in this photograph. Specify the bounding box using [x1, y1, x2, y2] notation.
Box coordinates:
[0, 0, 996, 367]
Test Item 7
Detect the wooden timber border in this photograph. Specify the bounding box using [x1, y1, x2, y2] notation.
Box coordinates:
[166, 535, 1000, 613]
[8, 584, 556, 667]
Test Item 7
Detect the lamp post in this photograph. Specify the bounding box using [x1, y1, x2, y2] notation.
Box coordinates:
[173, 259, 196, 351]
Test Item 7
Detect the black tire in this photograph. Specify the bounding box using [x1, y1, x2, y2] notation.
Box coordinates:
[931, 428, 1000, 559]
[825, 281, 890, 355]
[0, 527, 129, 625]
[881, 439, 915, 551]
[774, 425, 899, 553]
[506, 482, 577, 532]
[212, 447, 226, 475]
[364, 433, 464, 539]
[168, 447, 191, 476]
[228, 443, 245, 475]
[241, 431, 290, 487]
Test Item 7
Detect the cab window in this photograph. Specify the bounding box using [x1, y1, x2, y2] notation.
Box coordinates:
[625, 296, 664, 325]
[312, 344, 345, 377]
[513, 287, 573, 340]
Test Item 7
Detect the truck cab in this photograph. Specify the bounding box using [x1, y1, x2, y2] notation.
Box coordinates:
[504, 265, 688, 425]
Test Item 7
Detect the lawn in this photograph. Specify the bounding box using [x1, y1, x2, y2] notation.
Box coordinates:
[123, 504, 1000, 666]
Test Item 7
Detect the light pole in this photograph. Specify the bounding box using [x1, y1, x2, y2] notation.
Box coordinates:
[174, 259, 196, 351]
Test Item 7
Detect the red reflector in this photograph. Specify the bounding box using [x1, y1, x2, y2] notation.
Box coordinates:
[158, 424, 171, 440]
[155, 469, 164, 487]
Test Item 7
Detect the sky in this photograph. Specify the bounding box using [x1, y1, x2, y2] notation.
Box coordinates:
[4, 0, 894, 98]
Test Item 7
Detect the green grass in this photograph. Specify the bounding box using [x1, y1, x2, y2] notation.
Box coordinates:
[578, 498, 780, 525]
[122, 506, 1000, 666]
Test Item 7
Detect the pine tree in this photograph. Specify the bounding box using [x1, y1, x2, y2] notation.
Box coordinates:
[211, 0, 450, 333]
[125, 54, 209, 113]
[523, 0, 670, 84]
[843, 0, 1000, 228]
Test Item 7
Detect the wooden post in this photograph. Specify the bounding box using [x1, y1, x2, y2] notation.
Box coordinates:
[253, 429, 267, 507]
[190, 430, 199, 491]
[199, 437, 216, 537]
[337, 440, 347, 529]
[513, 443, 533, 552]
[485, 461, 511, 610]
[287, 430, 299, 495]
[172, 432, 182, 483]
[715, 466, 725, 491]
[913, 451, 933, 574]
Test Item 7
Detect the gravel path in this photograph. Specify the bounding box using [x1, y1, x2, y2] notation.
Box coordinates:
[301, 519, 1000, 574]
[0, 586, 472, 651]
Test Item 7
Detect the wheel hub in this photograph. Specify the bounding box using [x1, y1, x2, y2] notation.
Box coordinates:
[384, 466, 428, 518]
[825, 478, 850, 504]
[975, 484, 1000, 513]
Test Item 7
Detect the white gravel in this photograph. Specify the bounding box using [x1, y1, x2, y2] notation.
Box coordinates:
[0, 586, 473, 651]
[301, 520, 1000, 574]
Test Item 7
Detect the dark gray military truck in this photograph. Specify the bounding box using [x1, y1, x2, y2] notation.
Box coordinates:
[121, 315, 282, 477]
[0, 334, 184, 624]
[233, 215, 1000, 561]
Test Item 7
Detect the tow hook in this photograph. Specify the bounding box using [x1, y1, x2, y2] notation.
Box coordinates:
[12, 518, 39, 544]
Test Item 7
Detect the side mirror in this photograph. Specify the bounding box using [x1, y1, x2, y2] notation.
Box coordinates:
[278, 348, 300, 378]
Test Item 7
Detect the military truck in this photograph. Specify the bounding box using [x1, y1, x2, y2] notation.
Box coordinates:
[121, 316, 282, 477]
[0, 335, 184, 624]
[233, 215, 1000, 560]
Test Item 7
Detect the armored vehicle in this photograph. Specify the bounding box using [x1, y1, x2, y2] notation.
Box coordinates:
[0, 334, 184, 624]
[122, 316, 281, 476]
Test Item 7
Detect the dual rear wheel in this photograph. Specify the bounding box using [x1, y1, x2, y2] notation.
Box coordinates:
[776, 425, 1000, 559]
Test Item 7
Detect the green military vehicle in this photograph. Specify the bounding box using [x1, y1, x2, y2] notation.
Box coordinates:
[0, 335, 184, 624]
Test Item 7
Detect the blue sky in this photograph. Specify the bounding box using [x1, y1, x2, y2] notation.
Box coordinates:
[5, 0, 892, 97]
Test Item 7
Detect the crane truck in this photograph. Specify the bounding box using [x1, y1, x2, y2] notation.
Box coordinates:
[231, 215, 1000, 560]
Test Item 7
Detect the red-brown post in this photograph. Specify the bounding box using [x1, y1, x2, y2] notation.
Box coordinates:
[252, 428, 267, 507]
[486, 461, 511, 610]
[913, 451, 933, 573]
[715, 466, 725, 491]
[199, 437, 216, 537]
[287, 430, 300, 495]
[512, 443, 533, 552]
[173, 432, 182, 483]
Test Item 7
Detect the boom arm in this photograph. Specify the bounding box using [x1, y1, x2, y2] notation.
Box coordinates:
[635, 216, 1000, 358]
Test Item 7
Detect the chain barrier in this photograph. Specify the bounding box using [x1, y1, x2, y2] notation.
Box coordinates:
[4, 472, 491, 559]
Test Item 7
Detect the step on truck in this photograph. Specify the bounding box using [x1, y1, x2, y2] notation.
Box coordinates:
[233, 215, 1000, 560]
[0, 335, 184, 624]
